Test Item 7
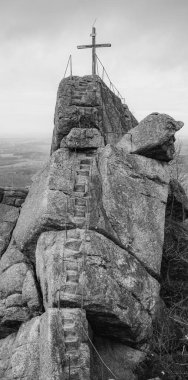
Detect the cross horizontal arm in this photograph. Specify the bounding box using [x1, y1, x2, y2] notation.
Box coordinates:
[77, 43, 111, 49]
[77, 45, 93, 49]
[95, 43, 111, 48]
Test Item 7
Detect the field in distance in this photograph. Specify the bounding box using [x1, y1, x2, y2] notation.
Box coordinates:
[0, 137, 51, 188]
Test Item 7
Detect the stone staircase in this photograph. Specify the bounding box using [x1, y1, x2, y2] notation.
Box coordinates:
[59, 150, 96, 305]
[70, 77, 99, 109]
[62, 236, 82, 304]
[58, 150, 95, 379]
[71, 151, 95, 228]
[62, 309, 90, 380]
[71, 81, 89, 105]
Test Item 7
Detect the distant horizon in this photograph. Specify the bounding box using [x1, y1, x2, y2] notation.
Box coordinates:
[0, 127, 187, 141]
[0, 133, 52, 139]
[0, 130, 187, 140]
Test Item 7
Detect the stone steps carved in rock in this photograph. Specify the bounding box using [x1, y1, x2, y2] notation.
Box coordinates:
[76, 169, 90, 177]
[63, 250, 81, 260]
[75, 198, 87, 207]
[66, 261, 78, 271]
[64, 239, 82, 251]
[65, 350, 79, 367]
[79, 164, 91, 171]
[66, 270, 79, 283]
[74, 209, 86, 218]
[74, 184, 86, 193]
[59, 150, 94, 307]
[64, 367, 81, 380]
[80, 158, 92, 165]
[61, 309, 89, 380]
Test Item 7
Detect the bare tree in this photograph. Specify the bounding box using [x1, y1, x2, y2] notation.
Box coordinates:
[169, 139, 188, 194]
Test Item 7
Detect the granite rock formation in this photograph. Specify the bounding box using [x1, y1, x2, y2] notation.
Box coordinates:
[0, 188, 28, 258]
[0, 187, 28, 208]
[51, 75, 138, 153]
[117, 113, 183, 161]
[0, 75, 184, 380]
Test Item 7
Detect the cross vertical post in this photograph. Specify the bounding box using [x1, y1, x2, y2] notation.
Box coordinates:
[91, 27, 96, 76]
[77, 28, 111, 76]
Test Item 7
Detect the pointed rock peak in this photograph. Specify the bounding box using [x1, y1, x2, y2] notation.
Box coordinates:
[50, 75, 137, 154]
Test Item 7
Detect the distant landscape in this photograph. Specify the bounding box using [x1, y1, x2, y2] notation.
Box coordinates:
[0, 136, 188, 192]
[0, 137, 51, 188]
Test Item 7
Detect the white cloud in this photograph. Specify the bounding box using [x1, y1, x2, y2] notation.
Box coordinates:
[0, 0, 188, 141]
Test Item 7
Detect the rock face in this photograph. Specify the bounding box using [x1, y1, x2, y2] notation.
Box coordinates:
[0, 317, 40, 380]
[0, 187, 28, 258]
[13, 145, 169, 275]
[0, 309, 90, 380]
[13, 148, 77, 255]
[60, 128, 105, 149]
[0, 187, 28, 207]
[0, 240, 41, 338]
[0, 204, 19, 258]
[96, 145, 170, 275]
[51, 75, 138, 153]
[36, 229, 159, 343]
[117, 113, 183, 161]
[0, 75, 184, 380]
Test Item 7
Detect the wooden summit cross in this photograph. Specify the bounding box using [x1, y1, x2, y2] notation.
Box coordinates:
[77, 27, 111, 76]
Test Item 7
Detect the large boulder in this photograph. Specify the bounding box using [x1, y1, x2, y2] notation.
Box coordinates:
[36, 229, 159, 344]
[117, 113, 183, 161]
[0, 187, 28, 207]
[0, 240, 41, 338]
[13, 149, 75, 256]
[60, 128, 104, 149]
[51, 75, 138, 153]
[0, 204, 19, 258]
[93, 145, 170, 275]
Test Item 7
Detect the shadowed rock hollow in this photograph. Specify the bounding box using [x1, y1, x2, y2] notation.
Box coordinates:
[0, 75, 184, 380]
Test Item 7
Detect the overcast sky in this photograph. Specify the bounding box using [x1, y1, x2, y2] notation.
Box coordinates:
[0, 0, 188, 143]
